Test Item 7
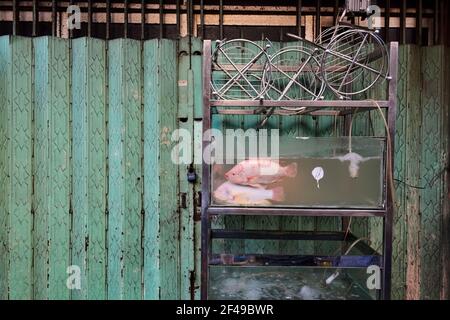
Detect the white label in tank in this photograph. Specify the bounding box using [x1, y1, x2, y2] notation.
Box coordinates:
[312, 167, 324, 189]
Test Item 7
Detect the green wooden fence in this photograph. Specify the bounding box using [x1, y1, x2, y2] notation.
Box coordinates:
[0, 35, 448, 300]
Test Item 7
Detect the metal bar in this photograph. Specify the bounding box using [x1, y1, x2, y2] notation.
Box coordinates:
[176, 0, 180, 38]
[69, 0, 73, 38]
[211, 100, 390, 108]
[88, 0, 92, 37]
[201, 40, 212, 300]
[385, 0, 390, 43]
[12, 0, 18, 36]
[124, 0, 128, 38]
[200, 0, 205, 39]
[106, 0, 111, 40]
[316, 0, 321, 39]
[416, 0, 422, 46]
[382, 42, 398, 301]
[297, 0, 302, 36]
[212, 230, 348, 241]
[400, 0, 406, 45]
[219, 0, 224, 39]
[346, 233, 381, 256]
[207, 207, 386, 217]
[52, 0, 56, 37]
[188, 0, 193, 38]
[209, 254, 382, 268]
[434, 0, 439, 45]
[159, 0, 163, 39]
[215, 109, 342, 117]
[337, 33, 369, 92]
[215, 47, 267, 97]
[32, 0, 38, 37]
[333, 0, 339, 26]
[141, 0, 145, 40]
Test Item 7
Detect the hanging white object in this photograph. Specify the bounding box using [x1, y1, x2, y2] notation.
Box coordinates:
[335, 152, 377, 178]
[312, 167, 324, 189]
[325, 271, 340, 285]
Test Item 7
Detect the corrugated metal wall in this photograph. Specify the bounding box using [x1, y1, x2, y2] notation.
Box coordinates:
[0, 35, 448, 300]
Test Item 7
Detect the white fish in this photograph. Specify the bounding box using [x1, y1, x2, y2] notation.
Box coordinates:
[213, 181, 285, 206]
[335, 152, 378, 178]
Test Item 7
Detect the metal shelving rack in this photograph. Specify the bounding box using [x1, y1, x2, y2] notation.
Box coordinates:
[201, 39, 398, 300]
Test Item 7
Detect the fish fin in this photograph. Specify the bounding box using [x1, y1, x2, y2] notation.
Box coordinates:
[271, 186, 285, 202]
[249, 183, 266, 189]
[285, 163, 298, 178]
[247, 177, 266, 189]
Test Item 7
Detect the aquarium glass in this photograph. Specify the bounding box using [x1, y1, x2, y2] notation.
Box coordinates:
[208, 266, 377, 300]
[211, 136, 385, 208]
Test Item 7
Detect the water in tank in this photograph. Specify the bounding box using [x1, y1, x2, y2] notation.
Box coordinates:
[208, 237, 380, 300]
[211, 136, 385, 208]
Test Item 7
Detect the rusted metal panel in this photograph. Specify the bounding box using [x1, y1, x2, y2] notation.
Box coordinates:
[107, 38, 143, 299]
[72, 37, 107, 300]
[34, 36, 71, 300]
[0, 36, 12, 300]
[0, 36, 34, 299]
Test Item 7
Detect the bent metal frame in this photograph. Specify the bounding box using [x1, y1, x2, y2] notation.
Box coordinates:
[201, 39, 398, 300]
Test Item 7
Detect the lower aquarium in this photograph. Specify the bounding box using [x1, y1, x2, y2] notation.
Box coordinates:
[208, 266, 377, 300]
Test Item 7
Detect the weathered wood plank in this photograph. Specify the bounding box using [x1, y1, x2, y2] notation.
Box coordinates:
[420, 45, 446, 300]
[442, 46, 450, 300]
[397, 46, 424, 300]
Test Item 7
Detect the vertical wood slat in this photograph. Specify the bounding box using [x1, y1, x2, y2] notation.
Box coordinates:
[158, 39, 179, 300]
[442, 46, 450, 299]
[0, 36, 12, 300]
[34, 36, 71, 300]
[143, 39, 179, 300]
[404, 45, 421, 300]
[419, 46, 447, 299]
[108, 38, 143, 299]
[393, 45, 421, 300]
[178, 37, 195, 299]
[0, 36, 34, 299]
[71, 37, 107, 300]
[192, 37, 203, 297]
[33, 35, 49, 302]
[143, 39, 160, 299]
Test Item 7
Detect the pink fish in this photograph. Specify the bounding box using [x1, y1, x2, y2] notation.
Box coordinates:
[213, 181, 285, 206]
[224, 159, 297, 188]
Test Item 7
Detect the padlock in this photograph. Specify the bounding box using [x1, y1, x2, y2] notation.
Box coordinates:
[187, 168, 197, 183]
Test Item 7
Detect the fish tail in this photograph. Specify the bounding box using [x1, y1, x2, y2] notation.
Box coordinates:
[285, 163, 298, 178]
[271, 187, 285, 202]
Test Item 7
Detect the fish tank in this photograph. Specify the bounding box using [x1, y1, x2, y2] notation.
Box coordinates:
[208, 237, 381, 300]
[208, 266, 377, 300]
[211, 136, 386, 209]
